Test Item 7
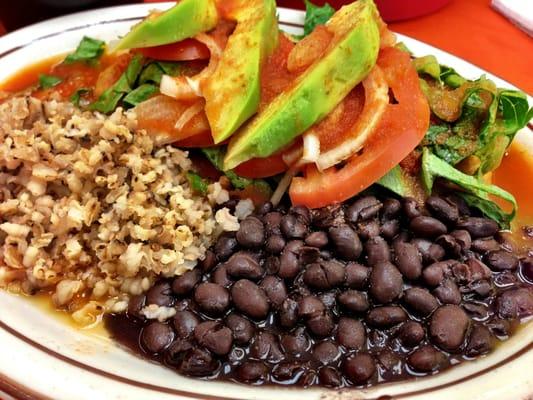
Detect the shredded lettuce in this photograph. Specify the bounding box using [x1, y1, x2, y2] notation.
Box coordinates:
[38, 74, 62, 89]
[139, 61, 185, 86]
[123, 84, 158, 107]
[187, 172, 209, 195]
[90, 53, 144, 113]
[65, 37, 105, 65]
[420, 148, 516, 228]
[377, 166, 412, 197]
[302, 0, 335, 37]
[70, 88, 91, 107]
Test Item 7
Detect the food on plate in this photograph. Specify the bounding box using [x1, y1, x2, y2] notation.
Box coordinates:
[0, 0, 531, 389]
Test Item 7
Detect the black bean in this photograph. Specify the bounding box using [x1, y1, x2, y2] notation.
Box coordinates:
[264, 256, 280, 275]
[422, 260, 454, 287]
[166, 338, 193, 365]
[260, 275, 288, 308]
[407, 345, 446, 373]
[394, 241, 423, 280]
[346, 196, 382, 223]
[463, 302, 489, 320]
[194, 282, 230, 316]
[403, 197, 422, 219]
[496, 288, 533, 319]
[376, 350, 401, 371]
[487, 318, 511, 338]
[231, 279, 269, 320]
[451, 229, 472, 252]
[470, 280, 493, 298]
[256, 201, 273, 215]
[263, 211, 283, 235]
[278, 240, 303, 279]
[426, 196, 459, 224]
[313, 341, 340, 365]
[304, 231, 328, 248]
[312, 204, 343, 229]
[236, 360, 268, 382]
[318, 367, 342, 387]
[436, 234, 462, 257]
[319, 291, 337, 309]
[456, 217, 499, 238]
[369, 261, 403, 303]
[226, 252, 263, 280]
[380, 219, 400, 240]
[343, 353, 376, 384]
[412, 238, 445, 264]
[265, 235, 286, 254]
[303, 260, 345, 290]
[236, 216, 265, 248]
[281, 328, 310, 355]
[433, 279, 462, 305]
[225, 313, 255, 345]
[464, 257, 492, 282]
[290, 205, 311, 225]
[410, 216, 447, 238]
[398, 321, 425, 347]
[345, 262, 370, 289]
[214, 234, 238, 261]
[466, 325, 494, 356]
[365, 236, 391, 266]
[521, 257, 533, 282]
[280, 214, 307, 239]
[338, 290, 369, 313]
[444, 194, 471, 216]
[366, 306, 407, 328]
[141, 322, 174, 353]
[178, 348, 218, 376]
[173, 311, 200, 338]
[298, 295, 325, 317]
[328, 224, 362, 261]
[172, 269, 201, 296]
[307, 311, 335, 337]
[403, 287, 439, 317]
[485, 250, 519, 271]
[199, 250, 217, 272]
[211, 264, 233, 287]
[382, 198, 401, 219]
[250, 331, 284, 362]
[430, 305, 470, 351]
[337, 317, 366, 350]
[279, 298, 299, 328]
[272, 362, 303, 381]
[194, 321, 233, 356]
[127, 294, 146, 319]
[146, 281, 174, 307]
[471, 237, 500, 253]
[299, 246, 321, 264]
[357, 220, 381, 240]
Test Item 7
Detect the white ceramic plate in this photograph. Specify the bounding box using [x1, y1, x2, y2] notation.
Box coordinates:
[0, 4, 531, 400]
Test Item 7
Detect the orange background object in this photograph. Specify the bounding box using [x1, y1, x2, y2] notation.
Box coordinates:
[0, 0, 531, 94]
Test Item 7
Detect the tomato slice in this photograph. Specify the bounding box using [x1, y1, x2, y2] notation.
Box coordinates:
[138, 38, 210, 61]
[289, 47, 430, 208]
[234, 152, 288, 178]
[175, 130, 216, 148]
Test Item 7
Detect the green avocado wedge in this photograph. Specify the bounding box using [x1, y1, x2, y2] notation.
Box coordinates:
[223, 0, 380, 170]
[115, 0, 218, 50]
[203, 0, 279, 144]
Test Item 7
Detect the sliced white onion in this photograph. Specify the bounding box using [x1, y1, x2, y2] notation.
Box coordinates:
[301, 133, 321, 164]
[174, 101, 205, 131]
[270, 167, 298, 207]
[160, 75, 197, 100]
[316, 66, 389, 171]
[282, 146, 303, 167]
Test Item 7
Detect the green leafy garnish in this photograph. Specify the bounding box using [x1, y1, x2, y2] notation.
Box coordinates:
[201, 147, 271, 191]
[420, 148, 516, 228]
[302, 0, 335, 37]
[439, 65, 466, 88]
[38, 74, 62, 89]
[187, 172, 208, 195]
[377, 166, 412, 197]
[412, 55, 441, 82]
[139, 61, 184, 86]
[123, 84, 158, 107]
[65, 36, 105, 65]
[90, 53, 144, 113]
[70, 88, 91, 107]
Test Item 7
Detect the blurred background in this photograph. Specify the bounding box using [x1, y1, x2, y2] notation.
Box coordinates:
[0, 0, 531, 93]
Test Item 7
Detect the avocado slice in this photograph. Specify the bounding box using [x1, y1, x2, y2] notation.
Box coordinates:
[115, 0, 218, 50]
[224, 0, 380, 170]
[203, 0, 279, 144]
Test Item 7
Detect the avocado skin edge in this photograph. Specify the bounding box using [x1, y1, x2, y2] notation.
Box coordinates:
[203, 0, 279, 144]
[224, 0, 381, 171]
[115, 0, 218, 50]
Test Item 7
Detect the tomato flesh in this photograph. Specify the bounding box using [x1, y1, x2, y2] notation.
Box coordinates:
[234, 152, 288, 178]
[138, 39, 210, 61]
[289, 47, 430, 208]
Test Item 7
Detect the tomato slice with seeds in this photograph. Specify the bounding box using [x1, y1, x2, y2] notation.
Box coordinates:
[289, 47, 430, 208]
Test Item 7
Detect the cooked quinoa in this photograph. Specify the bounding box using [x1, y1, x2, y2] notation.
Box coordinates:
[0, 95, 239, 325]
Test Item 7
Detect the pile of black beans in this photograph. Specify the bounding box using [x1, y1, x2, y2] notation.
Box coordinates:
[106, 193, 533, 388]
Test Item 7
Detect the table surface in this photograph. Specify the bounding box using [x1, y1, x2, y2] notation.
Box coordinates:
[0, 0, 531, 94]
